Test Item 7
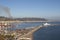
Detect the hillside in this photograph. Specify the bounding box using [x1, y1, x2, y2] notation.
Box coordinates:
[0, 16, 47, 21]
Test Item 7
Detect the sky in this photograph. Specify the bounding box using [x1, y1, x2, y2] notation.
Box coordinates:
[0, 0, 60, 19]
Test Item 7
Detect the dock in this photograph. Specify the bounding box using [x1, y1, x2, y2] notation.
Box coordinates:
[14, 24, 60, 40]
[0, 21, 60, 40]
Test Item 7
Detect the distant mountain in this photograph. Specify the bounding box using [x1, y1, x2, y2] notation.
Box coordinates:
[0, 16, 14, 21]
[0, 16, 47, 21]
[15, 18, 47, 21]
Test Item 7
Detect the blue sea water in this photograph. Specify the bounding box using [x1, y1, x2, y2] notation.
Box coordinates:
[33, 22, 60, 40]
[33, 25, 60, 40]
[10, 22, 60, 40]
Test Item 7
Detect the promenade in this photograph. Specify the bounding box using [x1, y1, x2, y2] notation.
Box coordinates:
[0, 21, 60, 40]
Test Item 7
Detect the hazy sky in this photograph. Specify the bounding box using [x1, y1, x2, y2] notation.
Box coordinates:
[0, 0, 60, 18]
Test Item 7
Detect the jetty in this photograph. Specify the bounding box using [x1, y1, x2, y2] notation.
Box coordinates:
[0, 21, 43, 40]
[15, 25, 42, 40]
[15, 23, 60, 40]
[0, 21, 60, 40]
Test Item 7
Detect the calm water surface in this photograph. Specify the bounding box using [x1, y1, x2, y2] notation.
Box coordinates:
[11, 22, 60, 40]
[33, 22, 60, 40]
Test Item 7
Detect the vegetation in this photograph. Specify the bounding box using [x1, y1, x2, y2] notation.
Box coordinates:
[0, 34, 5, 40]
[0, 16, 47, 21]
[0, 34, 15, 40]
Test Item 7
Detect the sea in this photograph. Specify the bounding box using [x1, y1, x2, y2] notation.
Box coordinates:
[11, 22, 60, 40]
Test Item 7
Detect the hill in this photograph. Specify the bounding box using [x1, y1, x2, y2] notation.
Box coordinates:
[0, 16, 47, 21]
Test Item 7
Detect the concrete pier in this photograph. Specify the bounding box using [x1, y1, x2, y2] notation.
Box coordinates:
[15, 25, 42, 40]
[0, 21, 60, 40]
[15, 24, 60, 40]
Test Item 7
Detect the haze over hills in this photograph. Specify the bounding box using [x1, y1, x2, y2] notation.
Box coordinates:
[0, 16, 60, 22]
[0, 16, 47, 21]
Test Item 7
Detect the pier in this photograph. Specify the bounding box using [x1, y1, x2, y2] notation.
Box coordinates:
[0, 21, 50, 23]
[15, 25, 42, 40]
[0, 21, 60, 40]
[0, 21, 43, 40]
[16, 24, 60, 40]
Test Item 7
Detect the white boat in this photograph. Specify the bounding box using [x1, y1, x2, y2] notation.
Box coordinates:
[43, 23, 51, 26]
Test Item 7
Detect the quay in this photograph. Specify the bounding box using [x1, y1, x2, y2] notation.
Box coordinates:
[0, 21, 60, 40]
[0, 21, 52, 23]
[0, 21, 43, 40]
